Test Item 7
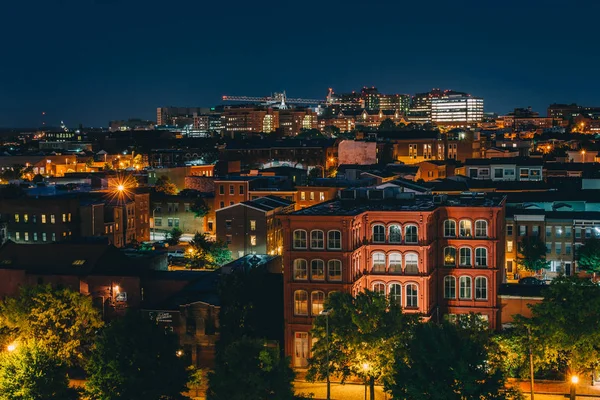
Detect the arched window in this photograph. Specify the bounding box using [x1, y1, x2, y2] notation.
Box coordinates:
[459, 276, 472, 299]
[373, 282, 386, 295]
[444, 276, 456, 299]
[444, 247, 457, 267]
[459, 220, 472, 238]
[328, 260, 342, 281]
[293, 259, 307, 280]
[475, 277, 488, 300]
[459, 247, 472, 266]
[389, 253, 402, 273]
[310, 230, 324, 249]
[311, 259, 324, 280]
[311, 291, 325, 315]
[405, 253, 419, 274]
[389, 283, 402, 306]
[328, 230, 342, 250]
[293, 230, 307, 249]
[405, 284, 418, 308]
[294, 290, 308, 315]
[405, 225, 418, 244]
[475, 247, 487, 267]
[372, 252, 386, 273]
[389, 224, 402, 243]
[475, 220, 488, 238]
[444, 220, 456, 237]
[372, 224, 386, 243]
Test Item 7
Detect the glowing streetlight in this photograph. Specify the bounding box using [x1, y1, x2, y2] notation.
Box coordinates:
[176, 350, 183, 357]
[117, 184, 125, 192]
[6, 343, 17, 352]
[362, 362, 370, 400]
[570, 375, 579, 400]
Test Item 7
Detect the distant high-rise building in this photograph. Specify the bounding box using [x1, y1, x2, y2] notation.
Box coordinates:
[361, 87, 380, 111]
[379, 94, 411, 114]
[156, 107, 211, 126]
[430, 91, 483, 126]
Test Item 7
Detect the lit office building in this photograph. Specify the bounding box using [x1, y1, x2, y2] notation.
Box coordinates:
[431, 92, 484, 126]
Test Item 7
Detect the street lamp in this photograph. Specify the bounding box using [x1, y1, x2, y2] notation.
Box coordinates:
[581, 150, 586, 163]
[570, 375, 579, 400]
[6, 342, 17, 352]
[362, 362, 370, 400]
[320, 309, 332, 400]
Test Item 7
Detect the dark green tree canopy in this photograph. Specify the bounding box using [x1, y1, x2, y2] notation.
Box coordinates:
[577, 237, 600, 275]
[154, 175, 178, 195]
[190, 197, 210, 218]
[187, 233, 232, 269]
[85, 312, 190, 400]
[517, 236, 550, 272]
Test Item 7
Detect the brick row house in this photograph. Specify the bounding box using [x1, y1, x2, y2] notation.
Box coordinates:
[279, 189, 505, 368]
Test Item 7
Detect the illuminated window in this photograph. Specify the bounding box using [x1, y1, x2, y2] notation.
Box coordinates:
[62, 214, 67, 223]
[300, 192, 306, 201]
[459, 220, 472, 237]
[72, 260, 86, 266]
[23, 214, 28, 223]
[294, 291, 308, 315]
[405, 253, 419, 274]
[250, 235, 256, 246]
[250, 220, 256, 231]
[41, 214, 46, 224]
[311, 291, 325, 316]
[293, 259, 307, 280]
[372, 252, 386, 273]
[14, 214, 19, 223]
[50, 215, 55, 224]
[389, 253, 402, 273]
[444, 247, 456, 267]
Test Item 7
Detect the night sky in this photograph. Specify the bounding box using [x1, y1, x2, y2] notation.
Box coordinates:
[2, 0, 600, 127]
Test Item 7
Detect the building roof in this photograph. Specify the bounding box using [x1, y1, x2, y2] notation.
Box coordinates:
[289, 192, 505, 217]
[374, 130, 440, 140]
[215, 195, 294, 214]
[465, 157, 543, 166]
[0, 242, 141, 276]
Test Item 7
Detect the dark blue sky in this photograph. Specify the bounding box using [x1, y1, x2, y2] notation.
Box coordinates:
[2, 0, 599, 127]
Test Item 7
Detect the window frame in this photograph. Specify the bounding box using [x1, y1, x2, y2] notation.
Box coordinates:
[459, 276, 472, 299]
[293, 230, 307, 249]
[310, 230, 324, 249]
[311, 291, 325, 316]
[444, 246, 457, 267]
[475, 220, 488, 238]
[327, 259, 342, 281]
[310, 259, 325, 281]
[372, 252, 386, 273]
[444, 276, 457, 299]
[444, 220, 456, 237]
[327, 230, 342, 250]
[293, 259, 308, 280]
[388, 224, 402, 243]
[459, 247, 472, 266]
[459, 220, 472, 238]
[475, 276, 488, 300]
[294, 290, 308, 316]
[404, 253, 419, 274]
[405, 283, 418, 308]
[404, 224, 418, 244]
[389, 283, 402, 306]
[388, 252, 402, 273]
[475, 247, 487, 267]
[372, 224, 386, 243]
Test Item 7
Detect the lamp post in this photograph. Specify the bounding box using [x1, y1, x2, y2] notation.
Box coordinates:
[570, 375, 578, 400]
[362, 362, 370, 400]
[320, 309, 331, 400]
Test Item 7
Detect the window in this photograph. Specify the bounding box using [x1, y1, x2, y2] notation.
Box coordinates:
[444, 220, 456, 237]
[585, 228, 592, 239]
[68, 213, 71, 222]
[168, 218, 174, 227]
[327, 231, 341, 250]
[23, 214, 28, 223]
[519, 225, 527, 236]
[15, 232, 20, 241]
[33, 232, 37, 241]
[24, 232, 29, 241]
[72, 259, 86, 266]
[226, 234, 232, 244]
[372, 224, 385, 243]
[293, 230, 307, 249]
[42, 232, 47, 242]
[300, 192, 306, 201]
[174, 218, 180, 228]
[311, 291, 325, 316]
[14, 214, 19, 223]
[494, 168, 503, 178]
[328, 260, 342, 281]
[444, 247, 456, 267]
[229, 185, 234, 195]
[507, 241, 513, 252]
[389, 253, 402, 273]
[41, 214, 46, 224]
[50, 214, 56, 224]
[155, 217, 162, 227]
[459, 248, 472, 266]
[372, 252, 386, 273]
[565, 226, 572, 238]
[405, 225, 418, 244]
[555, 243, 562, 255]
[219, 201, 225, 209]
[475, 220, 487, 238]
[405, 284, 418, 308]
[310, 230, 324, 249]
[575, 228, 581, 239]
[555, 226, 562, 238]
[532, 225, 539, 236]
[373, 282, 385, 295]
[293, 259, 307, 280]
[294, 291, 308, 315]
[546, 242, 552, 254]
[459, 220, 472, 237]
[459, 276, 472, 299]
[405, 253, 419, 274]
[52, 233, 56, 241]
[444, 276, 456, 299]
[475, 248, 487, 267]
[309, 192, 315, 201]
[62, 214, 67, 223]
[388, 224, 402, 243]
[566, 243, 572, 255]
[506, 224, 513, 236]
[219, 185, 224, 195]
[546, 226, 552, 238]
[319, 192, 325, 201]
[475, 277, 487, 300]
[311, 260, 325, 280]
[239, 185, 244, 195]
[389, 283, 402, 306]
[250, 220, 256, 231]
[250, 235, 257, 246]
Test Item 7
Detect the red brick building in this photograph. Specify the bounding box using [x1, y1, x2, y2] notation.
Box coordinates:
[279, 190, 505, 367]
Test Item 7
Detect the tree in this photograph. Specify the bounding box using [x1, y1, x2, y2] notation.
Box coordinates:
[207, 337, 295, 400]
[517, 236, 549, 272]
[323, 125, 340, 137]
[190, 197, 210, 218]
[0, 285, 103, 367]
[155, 175, 178, 195]
[86, 312, 189, 400]
[0, 341, 79, 400]
[168, 227, 183, 244]
[31, 174, 44, 184]
[378, 118, 396, 131]
[389, 320, 522, 400]
[307, 290, 419, 400]
[103, 162, 113, 171]
[187, 366, 204, 398]
[514, 276, 600, 376]
[187, 233, 232, 269]
[297, 128, 325, 139]
[577, 237, 600, 277]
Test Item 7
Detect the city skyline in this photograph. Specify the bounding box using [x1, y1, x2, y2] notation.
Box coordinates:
[3, 0, 600, 127]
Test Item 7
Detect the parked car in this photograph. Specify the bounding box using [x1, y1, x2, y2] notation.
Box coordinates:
[167, 249, 185, 259]
[153, 241, 170, 249]
[519, 277, 545, 285]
